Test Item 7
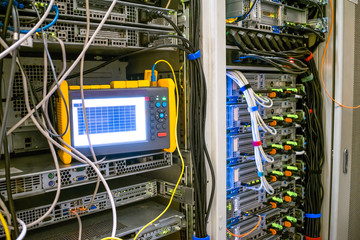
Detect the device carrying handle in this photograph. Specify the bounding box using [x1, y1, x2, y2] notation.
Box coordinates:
[57, 80, 73, 164]
[158, 78, 177, 153]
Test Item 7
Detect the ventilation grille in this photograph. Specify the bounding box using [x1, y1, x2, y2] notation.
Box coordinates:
[0, 176, 41, 196]
[13, 65, 55, 117]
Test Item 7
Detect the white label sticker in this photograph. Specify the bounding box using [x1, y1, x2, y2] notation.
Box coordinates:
[233, 138, 238, 152]
[234, 168, 239, 182]
[20, 34, 33, 48]
[0, 167, 23, 176]
[234, 107, 239, 121]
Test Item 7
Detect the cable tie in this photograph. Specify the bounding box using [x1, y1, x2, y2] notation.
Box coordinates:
[240, 84, 251, 93]
[253, 141, 262, 147]
[248, 106, 258, 112]
[305, 236, 321, 240]
[305, 52, 313, 62]
[305, 213, 321, 219]
[193, 235, 210, 240]
[258, 171, 264, 177]
[187, 50, 201, 60]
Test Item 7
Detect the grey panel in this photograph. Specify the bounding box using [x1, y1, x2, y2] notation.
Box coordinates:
[0, 176, 157, 237]
[0, 152, 172, 199]
[348, 3, 360, 240]
[25, 201, 185, 240]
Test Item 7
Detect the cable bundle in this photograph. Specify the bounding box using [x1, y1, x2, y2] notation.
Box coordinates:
[303, 58, 324, 238]
[227, 70, 277, 194]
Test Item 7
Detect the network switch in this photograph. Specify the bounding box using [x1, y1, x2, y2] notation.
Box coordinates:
[0, 152, 172, 199]
[25, 201, 185, 240]
[0, 176, 157, 237]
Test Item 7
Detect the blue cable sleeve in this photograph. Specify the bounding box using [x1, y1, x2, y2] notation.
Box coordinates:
[248, 106, 258, 112]
[187, 50, 201, 60]
[0, 5, 59, 34]
[258, 172, 264, 177]
[193, 235, 210, 240]
[151, 64, 156, 82]
[305, 213, 321, 219]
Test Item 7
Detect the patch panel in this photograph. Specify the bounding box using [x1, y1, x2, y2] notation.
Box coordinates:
[21, 0, 176, 29]
[0, 152, 172, 199]
[12, 17, 176, 49]
[0, 176, 157, 237]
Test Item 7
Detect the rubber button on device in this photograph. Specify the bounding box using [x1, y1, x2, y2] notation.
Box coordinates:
[151, 135, 156, 141]
[159, 113, 165, 118]
[156, 124, 162, 130]
[162, 102, 167, 107]
[162, 124, 167, 129]
[156, 102, 161, 108]
[158, 132, 167, 137]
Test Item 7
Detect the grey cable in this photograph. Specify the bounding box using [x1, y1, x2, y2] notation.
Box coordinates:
[0, 7, 19, 163]
[80, 0, 101, 212]
[0, 0, 55, 60]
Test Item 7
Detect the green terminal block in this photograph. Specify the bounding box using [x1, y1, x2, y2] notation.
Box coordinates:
[272, 116, 284, 121]
[272, 144, 284, 149]
[272, 171, 284, 176]
[272, 197, 283, 203]
[271, 223, 284, 230]
[286, 216, 298, 223]
[286, 166, 299, 171]
[287, 191, 298, 198]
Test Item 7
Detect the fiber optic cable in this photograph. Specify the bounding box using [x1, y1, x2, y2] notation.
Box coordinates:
[0, 211, 11, 240]
[227, 70, 276, 194]
[226, 215, 262, 238]
[133, 60, 184, 240]
[320, 0, 360, 108]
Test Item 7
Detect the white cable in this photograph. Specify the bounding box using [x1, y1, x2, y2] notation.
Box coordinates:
[72, 211, 82, 240]
[227, 70, 277, 194]
[0, 199, 11, 225]
[80, 0, 101, 212]
[50, 35, 67, 79]
[7, 0, 119, 137]
[3, 0, 119, 235]
[0, 0, 55, 60]
[16, 218, 27, 240]
[20, 62, 62, 228]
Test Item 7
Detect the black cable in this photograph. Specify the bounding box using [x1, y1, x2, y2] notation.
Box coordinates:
[235, 0, 259, 22]
[303, 58, 324, 238]
[0, 1, 20, 237]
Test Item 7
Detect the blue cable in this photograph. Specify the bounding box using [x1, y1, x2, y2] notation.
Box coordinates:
[151, 64, 157, 82]
[0, 5, 59, 34]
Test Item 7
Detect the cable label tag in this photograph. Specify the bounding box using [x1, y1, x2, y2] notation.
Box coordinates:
[20, 34, 33, 48]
